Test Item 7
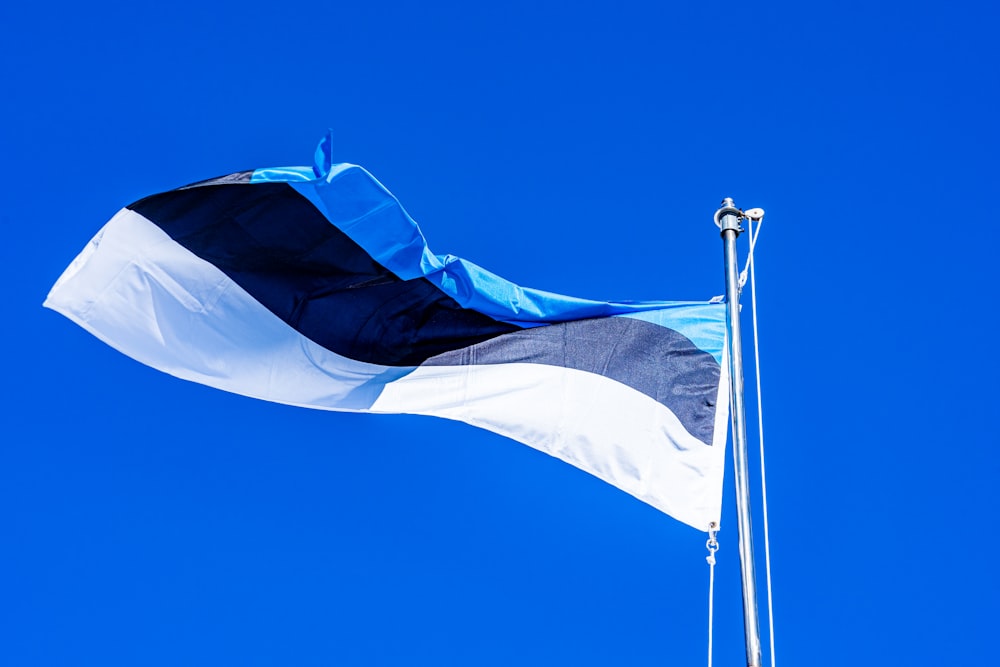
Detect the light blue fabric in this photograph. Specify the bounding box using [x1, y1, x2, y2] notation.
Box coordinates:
[251, 166, 314, 183]
[251, 132, 725, 359]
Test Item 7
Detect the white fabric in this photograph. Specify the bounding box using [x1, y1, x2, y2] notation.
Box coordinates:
[44, 209, 403, 409]
[373, 363, 728, 529]
[45, 208, 729, 530]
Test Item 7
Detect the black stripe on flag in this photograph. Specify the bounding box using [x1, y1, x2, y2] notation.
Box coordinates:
[128, 180, 720, 442]
[424, 317, 721, 446]
[128, 182, 520, 366]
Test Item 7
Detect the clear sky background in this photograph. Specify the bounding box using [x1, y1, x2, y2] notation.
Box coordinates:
[3, 1, 997, 665]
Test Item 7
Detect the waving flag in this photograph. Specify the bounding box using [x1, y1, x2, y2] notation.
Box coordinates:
[44, 133, 729, 530]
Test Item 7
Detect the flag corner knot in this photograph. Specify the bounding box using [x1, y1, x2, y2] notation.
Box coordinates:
[313, 130, 335, 179]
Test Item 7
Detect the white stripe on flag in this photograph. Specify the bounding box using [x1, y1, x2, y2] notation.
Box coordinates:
[45, 207, 729, 529]
[44, 208, 405, 409]
[372, 362, 728, 529]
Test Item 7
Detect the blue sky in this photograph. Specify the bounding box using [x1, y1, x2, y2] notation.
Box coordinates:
[3, 1, 997, 665]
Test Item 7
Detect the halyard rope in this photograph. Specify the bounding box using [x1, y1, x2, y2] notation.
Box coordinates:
[746, 214, 776, 667]
[706, 523, 719, 667]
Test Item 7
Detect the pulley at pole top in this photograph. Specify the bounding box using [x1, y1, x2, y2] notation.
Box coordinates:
[713, 199, 766, 233]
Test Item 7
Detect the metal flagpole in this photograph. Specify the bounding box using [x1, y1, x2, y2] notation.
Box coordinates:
[714, 198, 763, 667]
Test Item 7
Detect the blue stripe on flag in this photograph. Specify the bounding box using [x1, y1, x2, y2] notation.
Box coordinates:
[252, 161, 723, 357]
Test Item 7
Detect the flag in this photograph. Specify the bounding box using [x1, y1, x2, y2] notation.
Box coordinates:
[44, 133, 730, 530]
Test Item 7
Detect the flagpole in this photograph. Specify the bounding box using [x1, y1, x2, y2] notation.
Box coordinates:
[715, 198, 763, 667]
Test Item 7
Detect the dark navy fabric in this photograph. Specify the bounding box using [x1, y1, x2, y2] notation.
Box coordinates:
[129, 182, 520, 366]
[179, 171, 255, 189]
[425, 317, 720, 445]
[128, 180, 720, 442]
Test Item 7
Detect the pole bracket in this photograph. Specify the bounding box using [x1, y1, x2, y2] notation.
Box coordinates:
[714, 197, 744, 234]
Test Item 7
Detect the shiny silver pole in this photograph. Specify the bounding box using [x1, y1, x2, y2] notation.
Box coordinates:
[715, 198, 762, 667]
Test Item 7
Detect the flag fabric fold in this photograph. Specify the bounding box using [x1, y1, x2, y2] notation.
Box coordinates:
[45, 133, 729, 530]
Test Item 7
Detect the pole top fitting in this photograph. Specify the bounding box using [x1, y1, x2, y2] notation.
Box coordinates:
[713, 197, 744, 234]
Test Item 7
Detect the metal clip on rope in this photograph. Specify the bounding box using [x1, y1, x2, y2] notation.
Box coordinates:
[706, 521, 720, 667]
[706, 523, 719, 566]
